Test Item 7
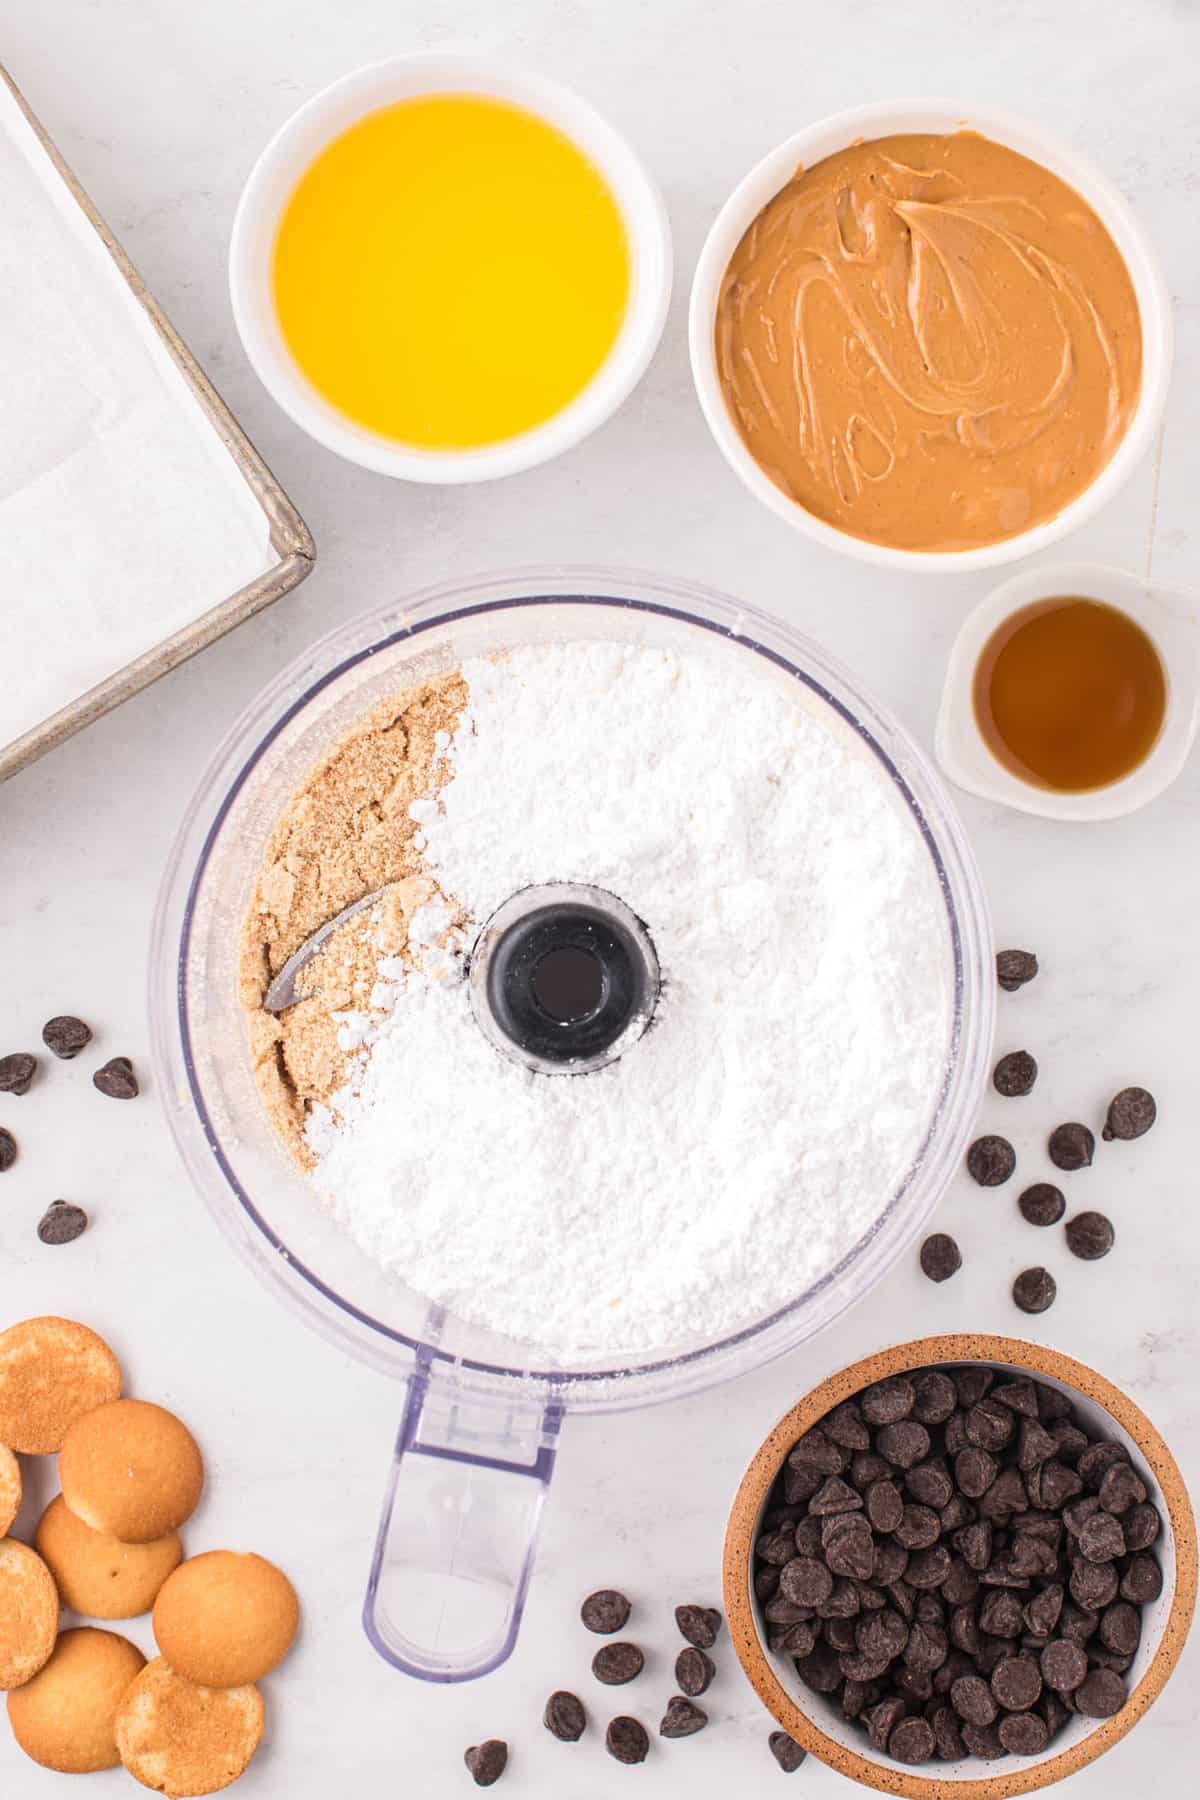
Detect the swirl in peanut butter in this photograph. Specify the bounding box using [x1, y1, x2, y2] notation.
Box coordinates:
[715, 133, 1142, 552]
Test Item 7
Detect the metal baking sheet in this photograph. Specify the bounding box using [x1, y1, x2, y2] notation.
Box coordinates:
[0, 65, 314, 783]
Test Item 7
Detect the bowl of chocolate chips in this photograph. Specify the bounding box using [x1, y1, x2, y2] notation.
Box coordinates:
[724, 1335, 1196, 1795]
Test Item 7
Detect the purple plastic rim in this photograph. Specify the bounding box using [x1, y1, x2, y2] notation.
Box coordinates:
[158, 570, 992, 1402]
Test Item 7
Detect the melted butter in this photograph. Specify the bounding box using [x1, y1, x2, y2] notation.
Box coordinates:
[715, 132, 1142, 552]
[273, 95, 630, 450]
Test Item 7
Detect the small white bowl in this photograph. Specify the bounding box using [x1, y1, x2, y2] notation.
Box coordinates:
[230, 53, 672, 483]
[688, 100, 1172, 573]
[935, 562, 1199, 820]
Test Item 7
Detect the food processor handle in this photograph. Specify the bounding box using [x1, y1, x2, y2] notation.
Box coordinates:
[363, 1348, 562, 1681]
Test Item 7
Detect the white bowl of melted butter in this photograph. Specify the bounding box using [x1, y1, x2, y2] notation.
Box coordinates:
[689, 100, 1171, 572]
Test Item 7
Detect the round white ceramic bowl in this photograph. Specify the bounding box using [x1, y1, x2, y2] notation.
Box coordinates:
[230, 53, 672, 483]
[935, 562, 1199, 821]
[688, 100, 1172, 573]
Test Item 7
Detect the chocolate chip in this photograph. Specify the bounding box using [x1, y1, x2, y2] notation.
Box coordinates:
[999, 1710, 1049, 1755]
[543, 1691, 586, 1741]
[1040, 1638, 1088, 1692]
[581, 1590, 631, 1634]
[1048, 1122, 1094, 1171]
[919, 1232, 962, 1282]
[780, 1558, 832, 1609]
[789, 1427, 847, 1474]
[861, 1376, 915, 1426]
[1098, 1462, 1146, 1516]
[907, 1546, 952, 1590]
[951, 1673, 997, 1726]
[872, 1539, 909, 1586]
[1018, 1183, 1065, 1227]
[991, 1654, 1041, 1711]
[867, 1696, 906, 1753]
[675, 1604, 721, 1649]
[0, 1053, 36, 1095]
[605, 1717, 648, 1764]
[659, 1696, 707, 1738]
[1100, 1601, 1141, 1657]
[1102, 1087, 1156, 1142]
[0, 1128, 16, 1172]
[1075, 1667, 1126, 1718]
[967, 1135, 1016, 1186]
[953, 1367, 994, 1407]
[955, 1448, 999, 1499]
[979, 1590, 1023, 1638]
[1070, 1559, 1118, 1611]
[768, 1730, 807, 1771]
[825, 1402, 871, 1450]
[1024, 1585, 1064, 1638]
[961, 1720, 1005, 1759]
[1119, 1555, 1162, 1605]
[92, 1056, 139, 1099]
[912, 1371, 957, 1424]
[888, 1715, 935, 1763]
[966, 1399, 1016, 1452]
[895, 1506, 941, 1554]
[42, 1015, 91, 1060]
[1078, 1440, 1129, 1490]
[795, 1642, 842, 1694]
[809, 1475, 862, 1516]
[1123, 1503, 1162, 1552]
[997, 950, 1038, 992]
[931, 1703, 967, 1760]
[592, 1643, 644, 1685]
[906, 1461, 953, 1510]
[783, 1463, 823, 1506]
[1013, 1267, 1056, 1314]
[1065, 1211, 1115, 1261]
[1077, 1511, 1125, 1563]
[464, 1740, 508, 1786]
[994, 1051, 1038, 1097]
[37, 1201, 88, 1245]
[824, 1520, 876, 1582]
[866, 1479, 904, 1534]
[877, 1421, 930, 1469]
[675, 1647, 714, 1697]
[857, 1608, 909, 1662]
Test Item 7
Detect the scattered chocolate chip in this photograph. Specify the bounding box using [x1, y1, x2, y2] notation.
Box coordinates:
[994, 1051, 1038, 1097]
[92, 1056, 139, 1099]
[543, 1691, 586, 1741]
[675, 1605, 721, 1649]
[0, 1128, 16, 1172]
[675, 1646, 714, 1697]
[1013, 1267, 1057, 1314]
[1048, 1122, 1094, 1171]
[997, 950, 1038, 992]
[1075, 1667, 1126, 1718]
[659, 1696, 707, 1738]
[1102, 1087, 1156, 1142]
[967, 1135, 1016, 1186]
[768, 1730, 807, 1772]
[1065, 1211, 1115, 1261]
[0, 1053, 36, 1095]
[920, 1233, 962, 1282]
[42, 1015, 91, 1060]
[1019, 1183, 1065, 1227]
[37, 1200, 88, 1245]
[581, 1590, 631, 1634]
[464, 1740, 508, 1786]
[605, 1717, 648, 1764]
[592, 1643, 644, 1686]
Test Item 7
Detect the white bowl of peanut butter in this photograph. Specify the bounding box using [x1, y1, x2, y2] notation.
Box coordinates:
[690, 102, 1171, 570]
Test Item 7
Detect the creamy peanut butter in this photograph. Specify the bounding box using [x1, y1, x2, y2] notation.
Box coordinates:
[715, 132, 1142, 552]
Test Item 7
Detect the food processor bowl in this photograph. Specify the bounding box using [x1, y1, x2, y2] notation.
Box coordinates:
[149, 567, 993, 1680]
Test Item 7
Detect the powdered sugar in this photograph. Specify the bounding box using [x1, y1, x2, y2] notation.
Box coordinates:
[305, 639, 953, 1358]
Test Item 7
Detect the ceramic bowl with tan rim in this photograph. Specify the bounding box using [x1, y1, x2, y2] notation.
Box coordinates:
[688, 100, 1171, 573]
[724, 1335, 1196, 1797]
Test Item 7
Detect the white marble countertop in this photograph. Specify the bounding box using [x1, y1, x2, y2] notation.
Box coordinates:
[2, 0, 1198, 1792]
